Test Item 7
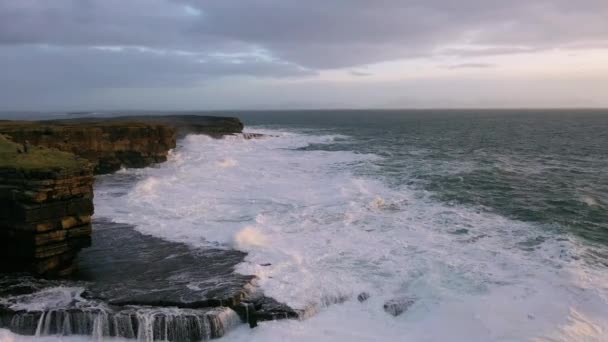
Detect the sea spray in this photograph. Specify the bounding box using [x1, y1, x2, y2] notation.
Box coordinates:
[91, 128, 608, 341]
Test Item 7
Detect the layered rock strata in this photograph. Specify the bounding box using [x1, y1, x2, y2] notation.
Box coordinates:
[0, 121, 176, 174]
[0, 135, 94, 276]
[0, 221, 300, 339]
[0, 115, 245, 174]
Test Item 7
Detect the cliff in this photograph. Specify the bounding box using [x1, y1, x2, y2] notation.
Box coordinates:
[0, 115, 244, 174]
[0, 115, 244, 276]
[61, 115, 244, 138]
[0, 135, 94, 276]
[0, 121, 176, 174]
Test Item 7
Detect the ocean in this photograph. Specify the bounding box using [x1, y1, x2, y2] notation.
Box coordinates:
[1, 109, 607, 341]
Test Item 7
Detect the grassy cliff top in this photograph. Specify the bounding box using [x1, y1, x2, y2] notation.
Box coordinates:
[0, 134, 88, 172]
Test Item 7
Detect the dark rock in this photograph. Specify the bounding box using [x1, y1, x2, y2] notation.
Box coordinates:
[0, 219, 301, 339]
[250, 296, 300, 321]
[383, 297, 416, 317]
[357, 292, 370, 302]
[0, 302, 240, 340]
[234, 302, 258, 328]
[0, 151, 94, 276]
[241, 133, 267, 140]
[77, 219, 255, 309]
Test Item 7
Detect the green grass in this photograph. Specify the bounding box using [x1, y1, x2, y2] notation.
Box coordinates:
[0, 134, 87, 171]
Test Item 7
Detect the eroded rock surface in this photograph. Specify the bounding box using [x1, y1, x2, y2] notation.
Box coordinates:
[0, 219, 300, 340]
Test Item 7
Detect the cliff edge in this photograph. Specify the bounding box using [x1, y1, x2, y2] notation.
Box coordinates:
[0, 115, 244, 276]
[0, 135, 94, 276]
[0, 115, 243, 174]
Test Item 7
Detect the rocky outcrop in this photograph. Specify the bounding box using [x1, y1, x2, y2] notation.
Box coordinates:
[0, 304, 241, 340]
[0, 135, 94, 276]
[0, 121, 176, 174]
[75, 115, 245, 138]
[383, 297, 416, 317]
[0, 115, 244, 174]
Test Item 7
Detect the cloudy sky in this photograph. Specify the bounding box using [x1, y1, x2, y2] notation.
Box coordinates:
[1, 0, 607, 110]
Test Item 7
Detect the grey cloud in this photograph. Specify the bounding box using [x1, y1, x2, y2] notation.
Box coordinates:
[0, 0, 607, 110]
[179, 0, 608, 67]
[443, 63, 496, 70]
[0, 45, 313, 92]
[350, 70, 373, 77]
[1, 0, 607, 69]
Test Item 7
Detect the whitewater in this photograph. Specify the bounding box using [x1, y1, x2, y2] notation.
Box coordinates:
[3, 127, 607, 341]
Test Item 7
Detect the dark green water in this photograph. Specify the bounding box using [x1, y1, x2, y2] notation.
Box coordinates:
[238, 110, 608, 259]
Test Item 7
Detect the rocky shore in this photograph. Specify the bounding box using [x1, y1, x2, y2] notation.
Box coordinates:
[0, 115, 296, 341]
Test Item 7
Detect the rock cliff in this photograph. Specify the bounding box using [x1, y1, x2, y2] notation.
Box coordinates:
[67, 115, 245, 138]
[0, 121, 176, 174]
[0, 135, 94, 276]
[0, 115, 244, 174]
[0, 115, 244, 276]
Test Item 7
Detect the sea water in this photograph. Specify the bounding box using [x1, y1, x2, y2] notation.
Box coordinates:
[2, 110, 607, 341]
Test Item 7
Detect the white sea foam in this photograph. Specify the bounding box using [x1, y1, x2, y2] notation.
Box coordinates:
[581, 194, 600, 207]
[89, 128, 608, 341]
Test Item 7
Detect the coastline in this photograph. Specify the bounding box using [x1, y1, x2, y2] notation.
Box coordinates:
[0, 115, 297, 340]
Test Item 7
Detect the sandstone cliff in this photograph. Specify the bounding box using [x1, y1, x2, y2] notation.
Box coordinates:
[0, 121, 176, 174]
[0, 115, 244, 174]
[0, 135, 94, 276]
[0, 115, 244, 276]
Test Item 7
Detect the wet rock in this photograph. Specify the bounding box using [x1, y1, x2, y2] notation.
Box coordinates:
[0, 220, 299, 339]
[241, 133, 267, 140]
[78, 220, 255, 309]
[250, 296, 300, 321]
[357, 292, 370, 302]
[234, 302, 258, 328]
[383, 297, 416, 317]
[0, 303, 240, 340]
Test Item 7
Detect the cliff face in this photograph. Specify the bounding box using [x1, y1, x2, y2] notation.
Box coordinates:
[0, 115, 245, 276]
[70, 115, 245, 138]
[0, 115, 244, 174]
[0, 122, 176, 174]
[0, 135, 94, 276]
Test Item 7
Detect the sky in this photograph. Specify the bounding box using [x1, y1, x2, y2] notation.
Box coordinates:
[0, 0, 607, 110]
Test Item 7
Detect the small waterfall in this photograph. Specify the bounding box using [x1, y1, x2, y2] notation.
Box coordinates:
[4, 306, 241, 341]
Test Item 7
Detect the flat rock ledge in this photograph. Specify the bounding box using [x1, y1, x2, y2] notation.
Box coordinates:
[0, 220, 300, 340]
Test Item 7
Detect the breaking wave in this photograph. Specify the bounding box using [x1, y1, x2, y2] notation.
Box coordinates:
[83, 128, 608, 341]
